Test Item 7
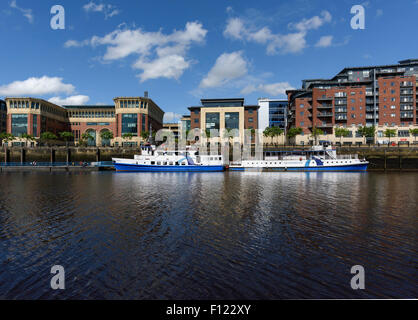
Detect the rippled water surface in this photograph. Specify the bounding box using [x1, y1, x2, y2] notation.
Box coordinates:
[0, 172, 417, 299]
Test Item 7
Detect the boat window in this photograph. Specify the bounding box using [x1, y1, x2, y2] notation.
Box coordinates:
[151, 161, 155, 165]
[175, 162, 179, 165]
[181, 162, 186, 166]
[163, 162, 167, 165]
[169, 162, 173, 165]
[157, 162, 161, 165]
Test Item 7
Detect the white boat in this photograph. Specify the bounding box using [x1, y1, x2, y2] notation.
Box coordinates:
[229, 145, 368, 171]
[112, 145, 224, 172]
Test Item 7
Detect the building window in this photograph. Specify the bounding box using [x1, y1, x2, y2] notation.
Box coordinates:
[142, 114, 146, 131]
[398, 130, 409, 137]
[205, 113, 220, 134]
[225, 112, 239, 129]
[248, 118, 253, 122]
[300, 104, 304, 108]
[300, 121, 304, 126]
[33, 114, 38, 136]
[194, 110, 199, 115]
[11, 114, 28, 136]
[194, 118, 198, 123]
[122, 114, 138, 135]
[248, 109, 253, 114]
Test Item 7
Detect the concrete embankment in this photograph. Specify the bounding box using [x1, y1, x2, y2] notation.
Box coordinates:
[0, 166, 103, 173]
[1, 146, 418, 172]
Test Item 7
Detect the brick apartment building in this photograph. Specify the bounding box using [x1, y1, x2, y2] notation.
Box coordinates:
[287, 59, 418, 145]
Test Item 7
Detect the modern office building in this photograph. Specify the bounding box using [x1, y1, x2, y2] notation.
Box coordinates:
[188, 98, 258, 143]
[258, 98, 288, 133]
[4, 93, 164, 146]
[287, 59, 418, 145]
[0, 100, 7, 133]
[180, 115, 191, 134]
[163, 122, 180, 139]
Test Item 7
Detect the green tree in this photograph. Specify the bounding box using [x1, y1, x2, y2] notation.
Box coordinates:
[271, 127, 284, 145]
[334, 127, 350, 144]
[311, 127, 324, 145]
[122, 133, 134, 140]
[21, 133, 36, 146]
[100, 130, 114, 146]
[409, 128, 418, 143]
[358, 126, 376, 144]
[59, 131, 75, 147]
[384, 129, 397, 144]
[140, 131, 149, 141]
[80, 132, 94, 147]
[0, 133, 15, 146]
[287, 127, 303, 145]
[40, 132, 58, 147]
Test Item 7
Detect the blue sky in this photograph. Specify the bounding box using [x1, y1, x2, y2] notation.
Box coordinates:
[0, 0, 417, 122]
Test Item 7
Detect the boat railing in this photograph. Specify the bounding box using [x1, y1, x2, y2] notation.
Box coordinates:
[335, 154, 358, 159]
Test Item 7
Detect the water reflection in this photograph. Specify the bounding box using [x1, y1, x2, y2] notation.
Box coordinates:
[0, 172, 416, 299]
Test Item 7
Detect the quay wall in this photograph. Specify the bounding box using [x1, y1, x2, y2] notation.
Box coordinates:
[1, 146, 418, 171]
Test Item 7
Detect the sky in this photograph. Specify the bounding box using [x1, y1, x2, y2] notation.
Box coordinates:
[0, 0, 417, 122]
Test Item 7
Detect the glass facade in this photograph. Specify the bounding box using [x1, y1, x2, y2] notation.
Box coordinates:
[142, 114, 146, 132]
[225, 112, 239, 129]
[269, 101, 288, 129]
[205, 113, 220, 131]
[33, 115, 38, 136]
[11, 114, 28, 136]
[122, 114, 138, 135]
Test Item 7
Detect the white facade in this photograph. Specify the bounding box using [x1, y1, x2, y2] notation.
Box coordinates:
[258, 98, 270, 133]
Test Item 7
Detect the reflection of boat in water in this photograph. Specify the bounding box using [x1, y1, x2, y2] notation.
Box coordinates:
[112, 145, 224, 172]
[229, 146, 368, 172]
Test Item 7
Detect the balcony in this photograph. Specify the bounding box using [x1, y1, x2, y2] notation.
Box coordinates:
[400, 112, 414, 119]
[400, 90, 414, 95]
[400, 105, 414, 111]
[335, 108, 347, 113]
[366, 115, 379, 120]
[400, 82, 413, 87]
[366, 107, 378, 112]
[317, 112, 333, 117]
[317, 96, 333, 101]
[401, 98, 414, 103]
[317, 123, 333, 128]
[335, 115, 347, 120]
[334, 92, 347, 98]
[334, 100, 347, 105]
[317, 104, 333, 109]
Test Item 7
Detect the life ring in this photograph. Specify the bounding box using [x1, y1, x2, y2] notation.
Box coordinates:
[299, 157, 303, 161]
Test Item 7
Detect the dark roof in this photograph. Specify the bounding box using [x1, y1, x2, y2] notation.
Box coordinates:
[63, 105, 115, 109]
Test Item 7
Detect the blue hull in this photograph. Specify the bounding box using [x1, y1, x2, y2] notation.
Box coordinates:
[229, 164, 368, 172]
[114, 163, 225, 172]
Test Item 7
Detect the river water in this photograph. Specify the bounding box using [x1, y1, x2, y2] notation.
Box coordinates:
[0, 171, 416, 299]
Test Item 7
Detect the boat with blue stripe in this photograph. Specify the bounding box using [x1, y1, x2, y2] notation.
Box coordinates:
[113, 145, 225, 172]
[229, 145, 368, 172]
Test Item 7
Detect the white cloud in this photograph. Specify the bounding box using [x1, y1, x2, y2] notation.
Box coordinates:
[241, 82, 294, 96]
[83, 1, 120, 19]
[10, 0, 33, 23]
[288, 11, 332, 32]
[65, 21, 207, 81]
[223, 11, 333, 54]
[200, 51, 248, 88]
[315, 35, 333, 48]
[48, 95, 90, 106]
[134, 55, 190, 82]
[0, 76, 75, 96]
[163, 112, 182, 123]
